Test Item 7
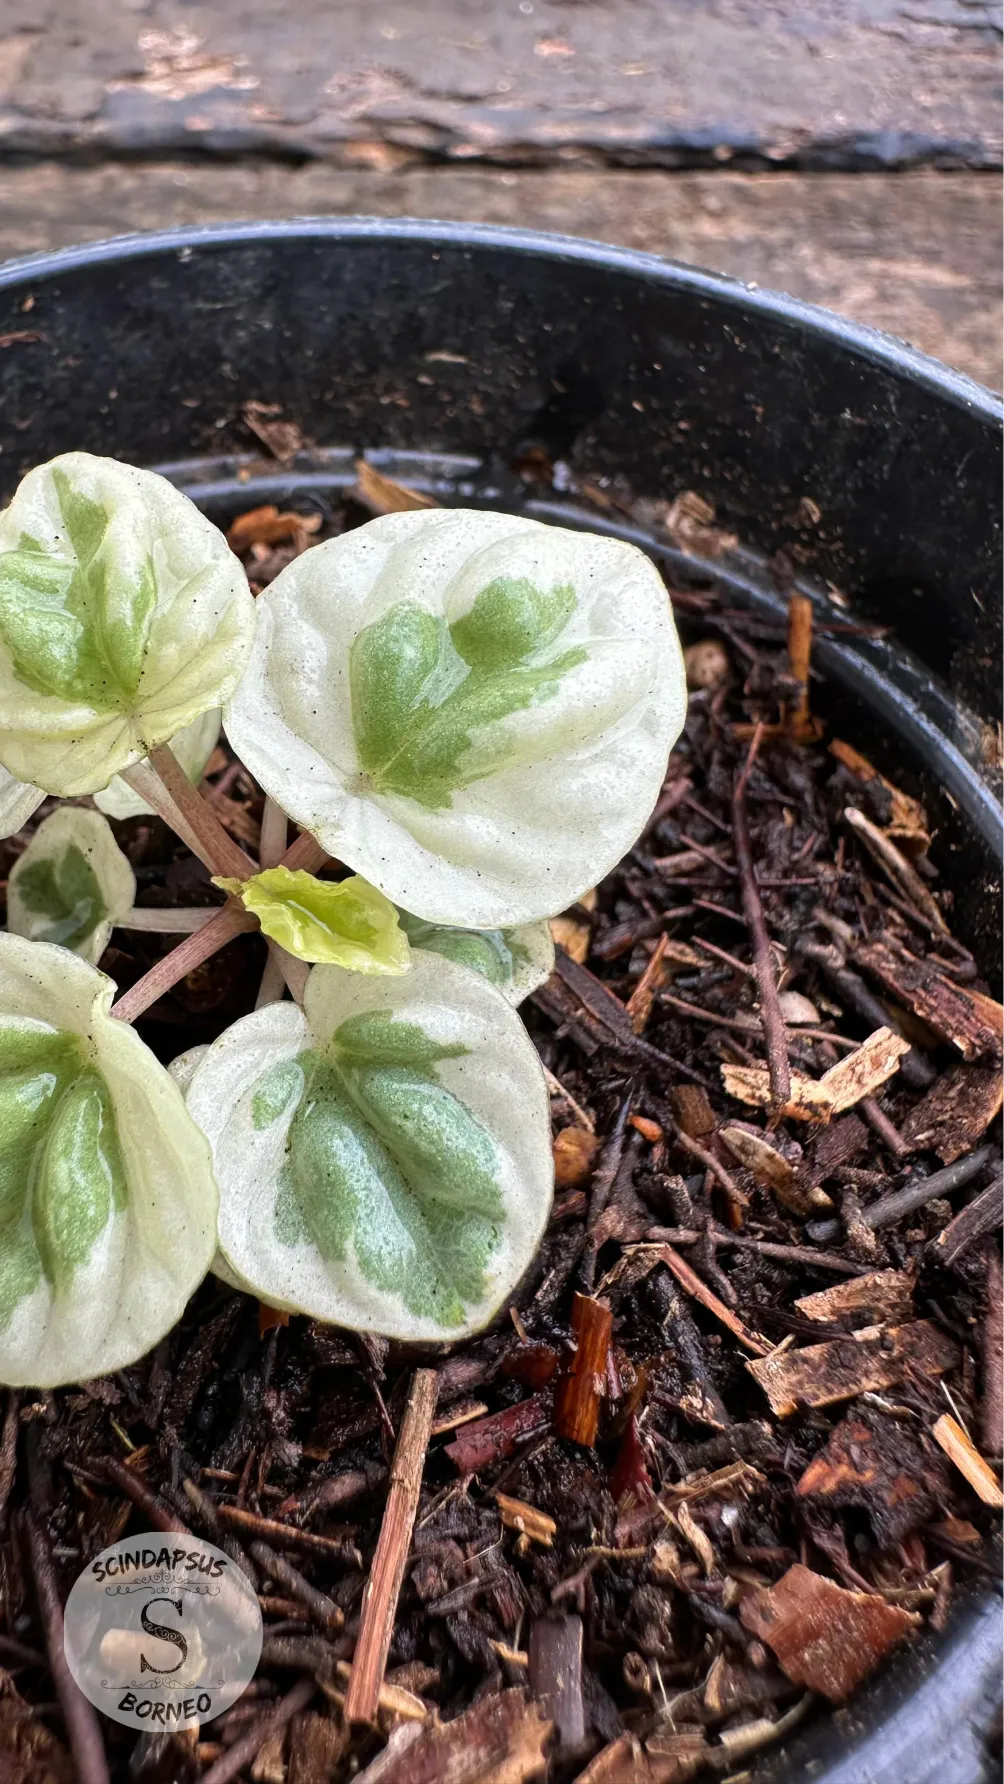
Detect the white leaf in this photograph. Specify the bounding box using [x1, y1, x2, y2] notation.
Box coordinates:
[224, 509, 685, 927]
[0, 454, 253, 796]
[94, 708, 222, 821]
[7, 806, 136, 965]
[185, 949, 554, 1341]
[0, 765, 45, 841]
[0, 935, 218, 1387]
[399, 910, 554, 1006]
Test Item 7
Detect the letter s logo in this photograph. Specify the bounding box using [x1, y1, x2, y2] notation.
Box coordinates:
[139, 1597, 188, 1674]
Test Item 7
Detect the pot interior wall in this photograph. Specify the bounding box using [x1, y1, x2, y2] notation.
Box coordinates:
[0, 223, 999, 1784]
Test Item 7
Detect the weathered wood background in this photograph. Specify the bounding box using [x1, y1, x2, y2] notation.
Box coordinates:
[0, 1, 1000, 384]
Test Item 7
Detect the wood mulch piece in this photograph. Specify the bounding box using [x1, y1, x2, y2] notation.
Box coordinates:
[0, 477, 1000, 1780]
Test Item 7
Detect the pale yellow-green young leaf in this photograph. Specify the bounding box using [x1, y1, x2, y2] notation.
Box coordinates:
[94, 707, 222, 821]
[214, 867, 411, 973]
[0, 933, 218, 1387]
[0, 453, 254, 796]
[7, 807, 136, 965]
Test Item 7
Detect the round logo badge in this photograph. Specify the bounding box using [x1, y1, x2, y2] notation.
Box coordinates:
[64, 1532, 263, 1731]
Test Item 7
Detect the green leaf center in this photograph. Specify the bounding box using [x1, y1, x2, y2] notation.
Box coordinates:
[350, 576, 586, 809]
[0, 1023, 127, 1330]
[15, 844, 109, 951]
[251, 1013, 503, 1328]
[0, 469, 156, 710]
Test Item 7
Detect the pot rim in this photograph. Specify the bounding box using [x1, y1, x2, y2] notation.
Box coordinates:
[1, 215, 1001, 418]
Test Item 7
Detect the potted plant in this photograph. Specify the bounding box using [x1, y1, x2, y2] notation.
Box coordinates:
[0, 222, 999, 1784]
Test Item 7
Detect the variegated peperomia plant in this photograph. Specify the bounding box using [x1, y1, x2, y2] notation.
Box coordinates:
[0, 452, 252, 823]
[0, 934, 218, 1387]
[225, 508, 685, 927]
[184, 952, 553, 1339]
[0, 453, 687, 1383]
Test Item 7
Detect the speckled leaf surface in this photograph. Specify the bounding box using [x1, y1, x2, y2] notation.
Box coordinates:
[225, 509, 685, 927]
[0, 935, 218, 1387]
[7, 808, 136, 964]
[0, 454, 253, 796]
[185, 949, 553, 1341]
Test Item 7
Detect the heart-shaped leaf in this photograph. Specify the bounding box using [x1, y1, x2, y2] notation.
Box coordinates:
[7, 807, 136, 964]
[0, 454, 253, 796]
[184, 949, 553, 1340]
[0, 934, 218, 1387]
[224, 509, 685, 927]
[214, 867, 411, 973]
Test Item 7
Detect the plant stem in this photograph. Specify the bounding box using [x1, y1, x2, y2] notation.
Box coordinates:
[149, 743, 257, 879]
[282, 831, 330, 873]
[733, 723, 791, 1123]
[121, 758, 212, 868]
[343, 1369, 439, 1725]
[117, 907, 218, 933]
[111, 904, 258, 1022]
[256, 797, 292, 1007]
[115, 755, 328, 1021]
[148, 745, 311, 1003]
[259, 796, 288, 868]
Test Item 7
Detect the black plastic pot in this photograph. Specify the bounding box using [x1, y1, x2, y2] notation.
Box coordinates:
[0, 220, 999, 1782]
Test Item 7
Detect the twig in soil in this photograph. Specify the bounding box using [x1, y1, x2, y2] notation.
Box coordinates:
[858, 1096, 910, 1158]
[528, 1615, 585, 1752]
[645, 1227, 868, 1276]
[626, 932, 671, 1034]
[643, 1266, 731, 1428]
[554, 1293, 613, 1445]
[844, 807, 949, 935]
[542, 1065, 595, 1134]
[250, 1541, 344, 1630]
[200, 1674, 316, 1784]
[579, 1093, 633, 1288]
[786, 593, 815, 736]
[102, 1454, 192, 1534]
[980, 1247, 1004, 1462]
[928, 1180, 1003, 1267]
[747, 1320, 960, 1418]
[344, 1368, 439, 1725]
[650, 1243, 770, 1357]
[861, 1144, 997, 1230]
[670, 1124, 748, 1214]
[0, 1391, 19, 1532]
[932, 1414, 1003, 1508]
[444, 1394, 553, 1475]
[733, 725, 790, 1122]
[110, 902, 258, 1021]
[25, 1512, 110, 1784]
[798, 939, 935, 1090]
[216, 1504, 361, 1564]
